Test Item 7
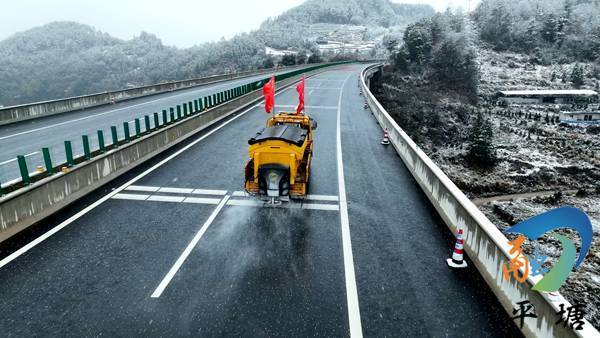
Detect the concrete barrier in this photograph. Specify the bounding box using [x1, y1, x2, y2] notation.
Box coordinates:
[0, 65, 339, 244]
[361, 65, 598, 338]
[0, 63, 317, 126]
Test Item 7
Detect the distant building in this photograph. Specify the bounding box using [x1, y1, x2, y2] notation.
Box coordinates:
[265, 47, 297, 57]
[559, 111, 600, 123]
[497, 89, 598, 105]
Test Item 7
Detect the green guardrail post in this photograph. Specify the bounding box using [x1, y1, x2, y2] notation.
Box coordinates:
[82, 135, 91, 160]
[64, 141, 74, 167]
[204, 97, 208, 109]
[183, 104, 188, 116]
[144, 115, 151, 134]
[0, 180, 3, 196]
[134, 118, 141, 138]
[194, 100, 199, 113]
[111, 126, 119, 147]
[199, 98, 204, 111]
[97, 130, 105, 153]
[42, 147, 53, 174]
[170, 109, 175, 123]
[213, 94, 217, 105]
[220, 92, 224, 103]
[123, 122, 130, 142]
[163, 110, 168, 125]
[176, 105, 182, 119]
[188, 102, 193, 115]
[17, 155, 31, 185]
[154, 113, 160, 130]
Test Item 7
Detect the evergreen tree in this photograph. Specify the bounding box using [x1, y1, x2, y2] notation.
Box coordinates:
[570, 64, 585, 87]
[467, 111, 497, 168]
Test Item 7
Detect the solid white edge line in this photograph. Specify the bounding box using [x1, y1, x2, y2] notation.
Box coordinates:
[0, 83, 297, 270]
[306, 194, 339, 202]
[336, 73, 363, 337]
[151, 195, 230, 298]
[0, 151, 40, 166]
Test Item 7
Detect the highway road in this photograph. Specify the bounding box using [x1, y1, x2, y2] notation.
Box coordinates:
[0, 70, 291, 184]
[0, 64, 522, 336]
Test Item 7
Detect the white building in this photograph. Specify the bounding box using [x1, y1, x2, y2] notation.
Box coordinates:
[559, 111, 600, 123]
[497, 89, 598, 105]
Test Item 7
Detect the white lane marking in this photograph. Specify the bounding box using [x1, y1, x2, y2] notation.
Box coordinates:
[0, 80, 298, 270]
[158, 187, 194, 194]
[307, 79, 345, 83]
[303, 204, 339, 211]
[113, 193, 150, 201]
[151, 195, 230, 298]
[192, 189, 227, 196]
[126, 185, 161, 192]
[306, 194, 339, 202]
[305, 87, 343, 90]
[0, 151, 40, 166]
[183, 197, 221, 205]
[147, 195, 186, 203]
[0, 75, 271, 141]
[309, 90, 314, 95]
[336, 74, 363, 337]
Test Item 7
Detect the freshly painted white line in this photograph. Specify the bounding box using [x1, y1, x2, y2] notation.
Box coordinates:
[305, 87, 343, 90]
[183, 197, 221, 205]
[0, 76, 268, 141]
[192, 189, 228, 196]
[147, 195, 186, 203]
[336, 74, 363, 337]
[151, 195, 230, 298]
[0, 80, 298, 270]
[158, 187, 194, 194]
[112, 193, 150, 201]
[0, 151, 40, 166]
[125, 185, 161, 192]
[306, 194, 339, 202]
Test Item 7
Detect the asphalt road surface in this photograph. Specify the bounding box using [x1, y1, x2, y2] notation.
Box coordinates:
[0, 70, 290, 184]
[0, 64, 522, 336]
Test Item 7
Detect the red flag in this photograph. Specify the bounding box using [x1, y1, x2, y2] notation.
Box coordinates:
[296, 75, 305, 115]
[263, 76, 275, 113]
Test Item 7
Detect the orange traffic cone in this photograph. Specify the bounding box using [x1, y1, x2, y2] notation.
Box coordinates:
[447, 228, 468, 268]
[381, 128, 390, 145]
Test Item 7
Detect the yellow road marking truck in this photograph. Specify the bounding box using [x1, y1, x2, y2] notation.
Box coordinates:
[244, 112, 317, 202]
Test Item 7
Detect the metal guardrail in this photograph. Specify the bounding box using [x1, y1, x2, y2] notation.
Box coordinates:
[0, 62, 350, 243]
[360, 64, 598, 338]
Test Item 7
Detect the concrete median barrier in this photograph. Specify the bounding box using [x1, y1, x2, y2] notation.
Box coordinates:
[361, 64, 598, 338]
[0, 64, 344, 244]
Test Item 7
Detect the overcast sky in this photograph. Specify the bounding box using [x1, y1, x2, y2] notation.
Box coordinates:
[0, 0, 480, 48]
